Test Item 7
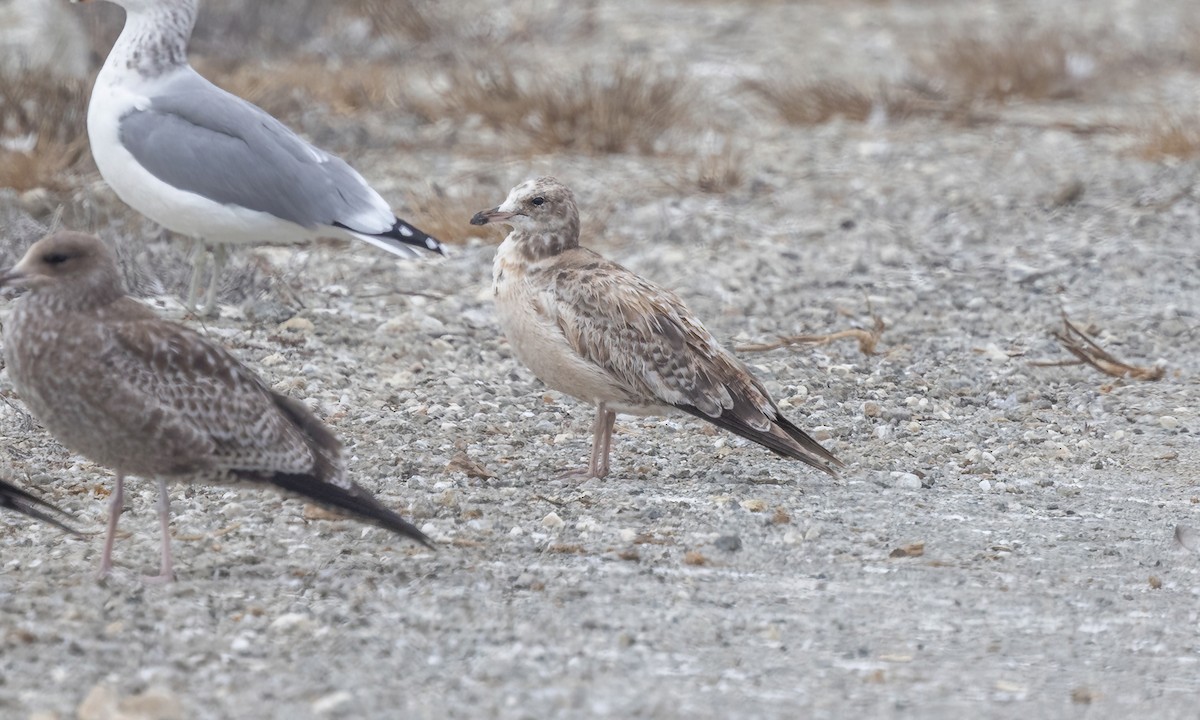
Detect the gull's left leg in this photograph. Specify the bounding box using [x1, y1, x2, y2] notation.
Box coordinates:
[588, 404, 617, 479]
[202, 243, 228, 316]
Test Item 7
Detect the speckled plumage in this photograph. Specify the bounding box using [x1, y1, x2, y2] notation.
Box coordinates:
[0, 478, 79, 534]
[1, 232, 430, 578]
[472, 177, 843, 478]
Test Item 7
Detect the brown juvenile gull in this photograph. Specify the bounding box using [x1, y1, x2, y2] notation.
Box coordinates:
[0, 478, 80, 535]
[1, 232, 431, 580]
[72, 0, 444, 314]
[471, 177, 844, 479]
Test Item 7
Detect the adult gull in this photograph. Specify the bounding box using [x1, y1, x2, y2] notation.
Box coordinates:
[74, 0, 444, 313]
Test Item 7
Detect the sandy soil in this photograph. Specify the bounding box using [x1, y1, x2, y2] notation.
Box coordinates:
[2, 1, 1200, 718]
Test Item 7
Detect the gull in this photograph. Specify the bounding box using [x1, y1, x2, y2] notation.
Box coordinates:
[73, 0, 444, 314]
[1, 231, 431, 581]
[471, 177, 844, 479]
[0, 478, 80, 535]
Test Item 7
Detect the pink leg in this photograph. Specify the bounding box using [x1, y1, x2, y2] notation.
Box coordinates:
[147, 477, 175, 583]
[97, 473, 125, 579]
[588, 404, 617, 479]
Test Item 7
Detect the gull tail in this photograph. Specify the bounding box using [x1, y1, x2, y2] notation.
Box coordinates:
[262, 471, 433, 548]
[337, 218, 445, 259]
[0, 479, 81, 535]
[247, 393, 433, 548]
[676, 404, 845, 478]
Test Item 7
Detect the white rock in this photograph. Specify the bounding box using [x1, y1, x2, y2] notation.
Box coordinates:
[1159, 415, 1179, 430]
[312, 691, 354, 715]
[541, 512, 564, 530]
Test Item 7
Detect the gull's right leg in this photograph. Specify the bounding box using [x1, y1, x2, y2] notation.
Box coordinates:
[97, 473, 125, 579]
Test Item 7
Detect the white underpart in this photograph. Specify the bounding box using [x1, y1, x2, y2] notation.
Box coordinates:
[86, 7, 398, 249]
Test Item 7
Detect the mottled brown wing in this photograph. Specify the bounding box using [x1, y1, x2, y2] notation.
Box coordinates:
[544, 254, 842, 474]
[545, 258, 752, 416]
[105, 319, 318, 475]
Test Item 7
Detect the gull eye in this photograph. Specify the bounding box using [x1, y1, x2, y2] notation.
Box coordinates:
[531, 196, 545, 206]
[42, 252, 70, 266]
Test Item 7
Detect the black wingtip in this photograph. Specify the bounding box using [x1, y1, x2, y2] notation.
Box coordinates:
[252, 471, 433, 548]
[335, 219, 446, 257]
[675, 404, 843, 477]
[0, 480, 82, 535]
[386, 219, 445, 256]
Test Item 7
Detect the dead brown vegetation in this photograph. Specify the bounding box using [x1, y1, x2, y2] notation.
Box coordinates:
[406, 187, 505, 246]
[744, 75, 969, 127]
[1136, 114, 1200, 160]
[199, 59, 408, 123]
[736, 307, 886, 356]
[433, 61, 692, 155]
[921, 29, 1091, 103]
[0, 72, 92, 192]
[1030, 314, 1165, 381]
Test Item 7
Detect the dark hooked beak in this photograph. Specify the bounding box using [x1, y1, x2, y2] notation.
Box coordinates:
[470, 208, 517, 226]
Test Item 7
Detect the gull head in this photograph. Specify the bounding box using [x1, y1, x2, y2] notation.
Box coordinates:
[471, 177, 579, 236]
[0, 232, 124, 308]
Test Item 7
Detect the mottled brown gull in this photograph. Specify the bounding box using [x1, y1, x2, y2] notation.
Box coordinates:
[1, 232, 431, 580]
[471, 177, 844, 479]
[0, 478, 80, 535]
[72, 0, 444, 314]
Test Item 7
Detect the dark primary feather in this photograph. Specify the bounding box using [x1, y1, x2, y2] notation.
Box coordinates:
[242, 470, 433, 548]
[0, 478, 81, 535]
[675, 404, 843, 476]
[545, 251, 842, 474]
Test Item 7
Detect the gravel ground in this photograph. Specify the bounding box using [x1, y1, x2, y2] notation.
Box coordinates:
[3, 1, 1200, 718]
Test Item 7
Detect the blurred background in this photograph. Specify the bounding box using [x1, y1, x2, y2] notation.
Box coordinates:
[5, 0, 1200, 319]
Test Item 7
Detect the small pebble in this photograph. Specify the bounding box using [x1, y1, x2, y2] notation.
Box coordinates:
[1159, 416, 1179, 430]
[542, 512, 564, 529]
[312, 691, 354, 716]
[892, 472, 921, 490]
[278, 316, 314, 334]
[714, 535, 742, 552]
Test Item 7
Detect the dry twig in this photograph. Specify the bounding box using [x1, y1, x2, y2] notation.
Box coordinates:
[736, 313, 885, 356]
[1030, 314, 1164, 381]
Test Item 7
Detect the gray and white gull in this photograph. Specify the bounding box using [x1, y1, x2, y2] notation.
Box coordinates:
[1, 232, 431, 581]
[73, 0, 443, 313]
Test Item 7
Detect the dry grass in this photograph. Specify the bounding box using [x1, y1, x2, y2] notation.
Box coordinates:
[407, 187, 506, 246]
[0, 72, 92, 192]
[200, 59, 410, 123]
[433, 61, 692, 155]
[1136, 113, 1200, 160]
[338, 0, 439, 43]
[1030, 314, 1165, 381]
[921, 29, 1093, 103]
[692, 137, 745, 194]
[744, 76, 946, 126]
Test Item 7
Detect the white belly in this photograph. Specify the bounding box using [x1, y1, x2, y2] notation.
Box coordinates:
[493, 246, 653, 413]
[86, 75, 326, 247]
